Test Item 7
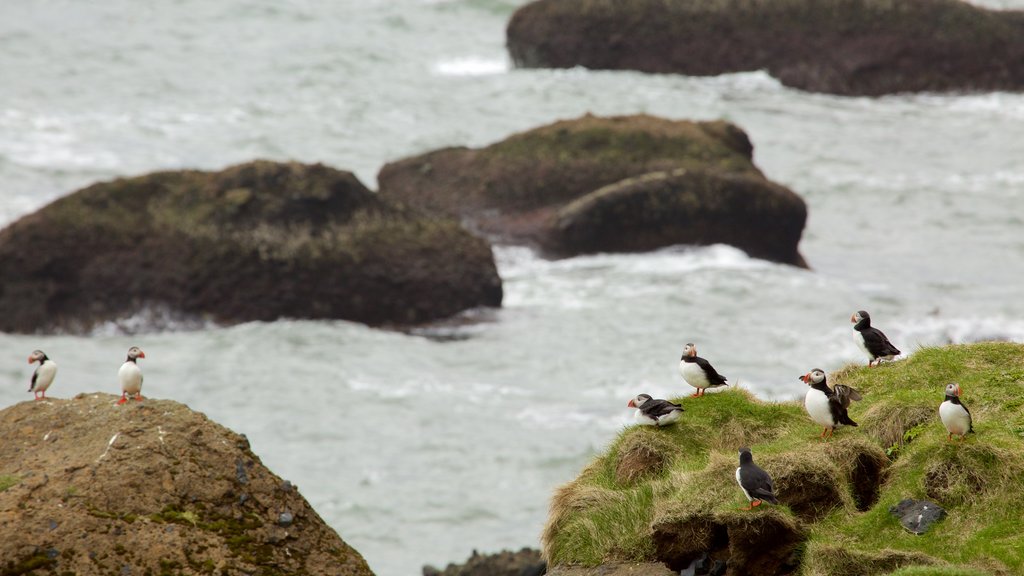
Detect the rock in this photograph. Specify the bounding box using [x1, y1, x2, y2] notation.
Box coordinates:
[278, 511, 294, 527]
[506, 0, 1024, 96]
[378, 115, 807, 266]
[889, 498, 947, 535]
[0, 394, 373, 575]
[0, 160, 502, 334]
[546, 563, 673, 576]
[423, 548, 546, 576]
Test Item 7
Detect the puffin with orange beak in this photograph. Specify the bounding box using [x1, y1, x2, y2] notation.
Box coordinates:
[851, 310, 901, 367]
[939, 383, 973, 441]
[627, 394, 684, 427]
[800, 368, 858, 440]
[678, 343, 729, 398]
[27, 350, 57, 401]
[117, 346, 146, 405]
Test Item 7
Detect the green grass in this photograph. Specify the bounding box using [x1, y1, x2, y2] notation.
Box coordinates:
[543, 343, 1024, 575]
[0, 475, 19, 492]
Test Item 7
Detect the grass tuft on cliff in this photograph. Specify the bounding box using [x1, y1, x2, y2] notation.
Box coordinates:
[542, 343, 1024, 575]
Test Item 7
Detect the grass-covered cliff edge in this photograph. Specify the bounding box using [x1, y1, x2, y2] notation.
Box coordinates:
[542, 343, 1024, 576]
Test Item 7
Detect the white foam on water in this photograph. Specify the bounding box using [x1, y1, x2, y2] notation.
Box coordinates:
[433, 56, 508, 76]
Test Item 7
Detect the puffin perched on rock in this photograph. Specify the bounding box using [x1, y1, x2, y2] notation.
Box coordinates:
[117, 346, 146, 405]
[939, 383, 973, 441]
[679, 343, 728, 398]
[735, 447, 778, 510]
[28, 350, 57, 401]
[627, 394, 684, 427]
[851, 310, 901, 366]
[801, 368, 859, 440]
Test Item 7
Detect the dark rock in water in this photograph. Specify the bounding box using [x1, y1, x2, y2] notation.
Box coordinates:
[0, 160, 502, 334]
[379, 114, 807, 267]
[507, 0, 1024, 96]
[889, 498, 947, 535]
[423, 548, 545, 576]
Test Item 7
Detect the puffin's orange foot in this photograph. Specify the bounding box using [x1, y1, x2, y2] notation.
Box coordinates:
[739, 503, 753, 510]
[752, 499, 763, 508]
[690, 392, 701, 398]
[134, 394, 144, 402]
[116, 396, 128, 405]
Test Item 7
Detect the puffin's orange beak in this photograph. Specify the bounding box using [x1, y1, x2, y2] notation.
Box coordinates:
[955, 385, 962, 397]
[627, 399, 636, 408]
[800, 373, 810, 383]
[27, 356, 33, 364]
[138, 351, 146, 358]
[850, 313, 857, 323]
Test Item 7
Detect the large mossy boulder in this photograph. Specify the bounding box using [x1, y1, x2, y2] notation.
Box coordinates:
[378, 115, 807, 266]
[0, 394, 373, 575]
[0, 161, 502, 334]
[506, 0, 1024, 96]
[542, 343, 1024, 575]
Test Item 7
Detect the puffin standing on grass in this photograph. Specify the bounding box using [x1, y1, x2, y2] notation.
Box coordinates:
[801, 368, 859, 440]
[939, 383, 973, 441]
[679, 343, 729, 398]
[851, 310, 901, 367]
[27, 350, 57, 401]
[735, 447, 779, 510]
[117, 346, 146, 405]
[627, 394, 684, 427]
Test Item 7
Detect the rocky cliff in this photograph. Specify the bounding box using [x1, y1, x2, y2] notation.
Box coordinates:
[0, 393, 373, 575]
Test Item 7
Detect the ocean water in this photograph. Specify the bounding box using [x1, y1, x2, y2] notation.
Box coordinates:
[3, 0, 1024, 574]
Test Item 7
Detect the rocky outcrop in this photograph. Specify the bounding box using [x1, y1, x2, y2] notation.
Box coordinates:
[0, 393, 373, 575]
[378, 115, 807, 266]
[0, 161, 502, 334]
[423, 548, 546, 576]
[506, 0, 1024, 96]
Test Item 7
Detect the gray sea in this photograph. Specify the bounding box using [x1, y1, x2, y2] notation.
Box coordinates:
[2, 1, 1024, 574]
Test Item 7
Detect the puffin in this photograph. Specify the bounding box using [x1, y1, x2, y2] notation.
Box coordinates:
[28, 350, 57, 401]
[735, 447, 779, 510]
[627, 394, 684, 426]
[117, 346, 146, 405]
[939, 383, 973, 441]
[800, 368, 859, 439]
[679, 343, 728, 398]
[851, 310, 901, 367]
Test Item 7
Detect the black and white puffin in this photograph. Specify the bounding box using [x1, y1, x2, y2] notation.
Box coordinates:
[117, 346, 146, 405]
[627, 394, 684, 427]
[679, 343, 728, 398]
[939, 383, 973, 441]
[800, 368, 859, 440]
[851, 310, 901, 367]
[28, 350, 57, 401]
[735, 447, 778, 510]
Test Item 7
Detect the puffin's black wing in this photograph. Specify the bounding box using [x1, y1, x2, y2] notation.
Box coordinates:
[739, 463, 779, 504]
[694, 356, 728, 386]
[640, 399, 684, 418]
[832, 384, 862, 409]
[862, 327, 901, 357]
[829, 396, 858, 427]
[29, 367, 39, 391]
[961, 400, 974, 433]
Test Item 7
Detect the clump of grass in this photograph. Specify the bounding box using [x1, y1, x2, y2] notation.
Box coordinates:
[0, 475, 19, 492]
[543, 343, 1024, 575]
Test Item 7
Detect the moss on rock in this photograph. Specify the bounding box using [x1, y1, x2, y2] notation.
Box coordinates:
[507, 0, 1024, 96]
[0, 161, 502, 334]
[378, 114, 806, 266]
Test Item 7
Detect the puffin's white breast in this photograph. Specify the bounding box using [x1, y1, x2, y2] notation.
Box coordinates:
[656, 410, 682, 426]
[805, 388, 835, 428]
[854, 331, 871, 358]
[34, 362, 58, 391]
[679, 361, 709, 389]
[119, 362, 143, 395]
[939, 401, 971, 436]
[736, 467, 752, 501]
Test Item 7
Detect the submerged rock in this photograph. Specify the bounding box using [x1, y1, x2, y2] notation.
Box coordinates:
[0, 160, 502, 334]
[423, 548, 546, 576]
[0, 393, 373, 575]
[378, 114, 807, 266]
[507, 0, 1024, 96]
